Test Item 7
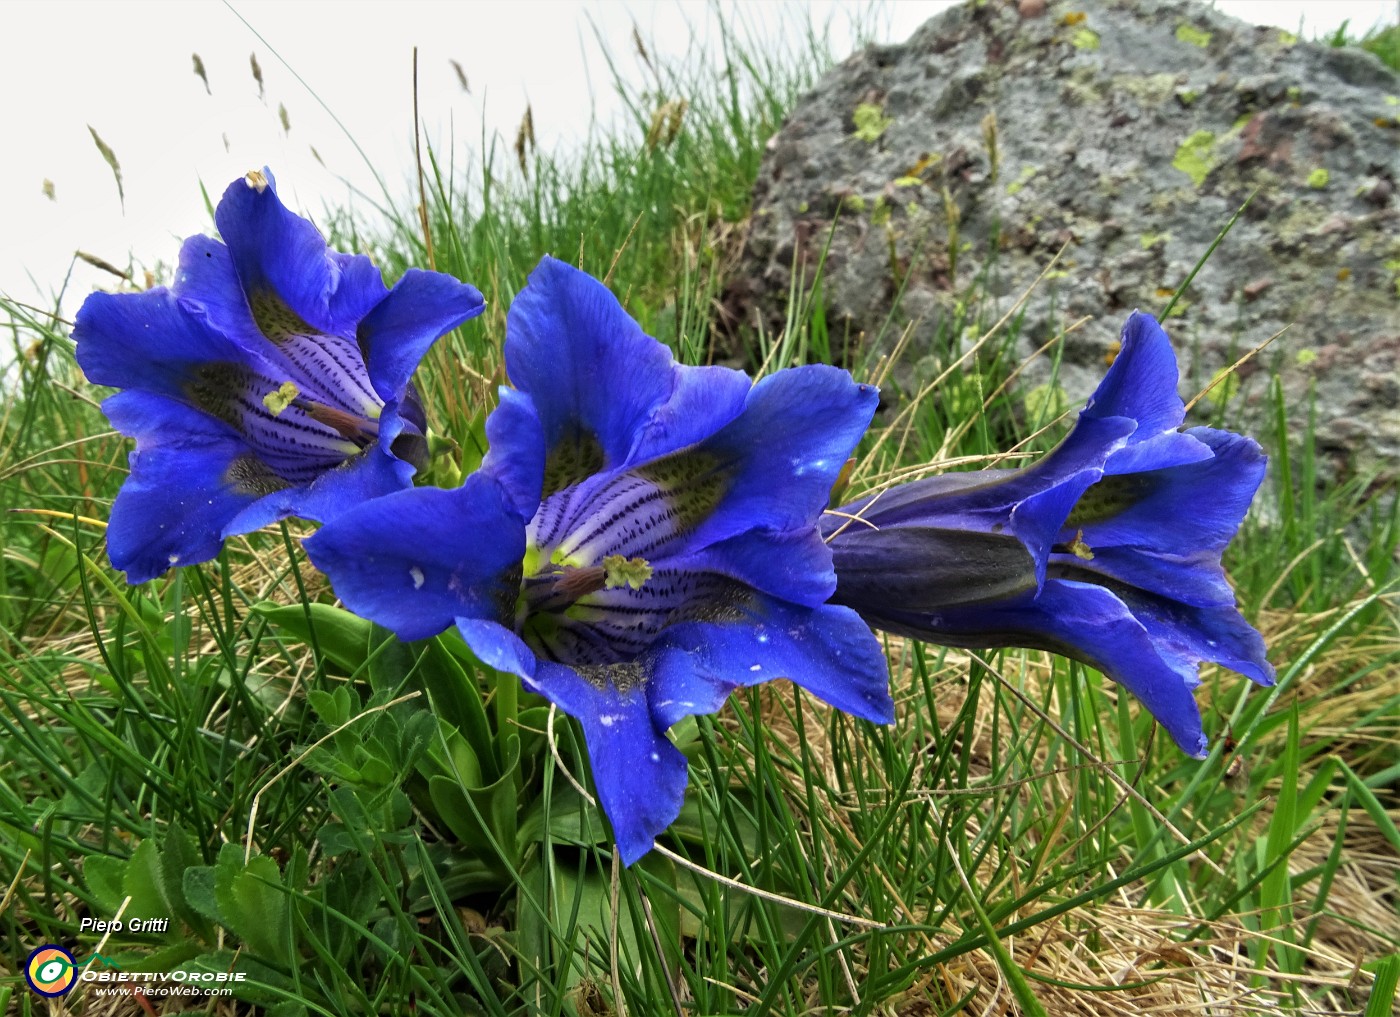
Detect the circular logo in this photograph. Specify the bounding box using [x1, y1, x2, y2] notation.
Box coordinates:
[24, 945, 77, 997]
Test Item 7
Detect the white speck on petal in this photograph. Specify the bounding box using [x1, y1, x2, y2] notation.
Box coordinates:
[749, 664, 762, 672]
[168, 554, 180, 565]
[757, 633, 769, 644]
[599, 714, 617, 727]
[409, 566, 425, 589]
[649, 752, 660, 762]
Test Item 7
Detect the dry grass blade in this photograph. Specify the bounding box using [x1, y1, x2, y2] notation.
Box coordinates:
[192, 52, 211, 94]
[87, 125, 124, 210]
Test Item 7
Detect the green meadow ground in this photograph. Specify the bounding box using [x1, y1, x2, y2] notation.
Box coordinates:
[2, 14, 1398, 1017]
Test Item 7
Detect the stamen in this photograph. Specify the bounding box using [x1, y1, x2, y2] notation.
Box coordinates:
[298, 398, 381, 443]
[552, 564, 606, 601]
[262, 380, 300, 416]
[602, 555, 653, 590]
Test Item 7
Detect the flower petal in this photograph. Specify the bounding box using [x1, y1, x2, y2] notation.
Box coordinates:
[456, 619, 539, 678]
[74, 288, 248, 400]
[1060, 428, 1266, 606]
[826, 414, 1129, 594]
[173, 234, 264, 346]
[860, 579, 1224, 757]
[506, 256, 677, 494]
[214, 170, 388, 336]
[480, 387, 546, 521]
[649, 595, 894, 730]
[359, 268, 486, 404]
[101, 391, 268, 583]
[1084, 311, 1185, 434]
[626, 362, 752, 466]
[1114, 585, 1275, 689]
[831, 414, 1133, 536]
[538, 365, 877, 568]
[689, 366, 878, 543]
[225, 442, 414, 535]
[1075, 428, 1266, 554]
[1032, 580, 1214, 757]
[522, 660, 689, 866]
[669, 526, 836, 608]
[304, 475, 525, 642]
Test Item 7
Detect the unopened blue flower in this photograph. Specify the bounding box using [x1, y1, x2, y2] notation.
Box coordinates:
[306, 256, 893, 863]
[823, 311, 1274, 756]
[75, 170, 485, 583]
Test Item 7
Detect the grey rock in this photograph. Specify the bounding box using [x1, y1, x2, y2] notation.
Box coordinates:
[727, 0, 1399, 480]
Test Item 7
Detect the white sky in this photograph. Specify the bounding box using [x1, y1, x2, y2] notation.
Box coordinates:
[1, 0, 1395, 322]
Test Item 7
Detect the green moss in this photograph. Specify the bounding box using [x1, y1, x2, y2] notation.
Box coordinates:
[844, 194, 866, 213]
[852, 102, 892, 143]
[1071, 27, 1100, 51]
[1278, 29, 1298, 46]
[1295, 349, 1318, 366]
[1120, 72, 1177, 104]
[1176, 88, 1200, 105]
[1174, 23, 1212, 48]
[871, 196, 891, 227]
[1306, 168, 1330, 189]
[1023, 383, 1070, 422]
[1172, 130, 1218, 187]
[1139, 232, 1171, 250]
[1007, 166, 1038, 195]
[1202, 368, 1240, 406]
[894, 175, 922, 187]
[797, 200, 809, 213]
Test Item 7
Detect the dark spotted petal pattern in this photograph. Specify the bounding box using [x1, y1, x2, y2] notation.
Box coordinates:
[824, 312, 1274, 756]
[309, 256, 891, 865]
[74, 169, 485, 583]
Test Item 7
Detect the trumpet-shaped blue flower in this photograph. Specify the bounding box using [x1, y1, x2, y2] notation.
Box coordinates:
[75, 170, 485, 583]
[306, 256, 893, 863]
[823, 312, 1274, 756]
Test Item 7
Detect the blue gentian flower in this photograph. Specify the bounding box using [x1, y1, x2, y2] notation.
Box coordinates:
[74, 169, 485, 583]
[306, 256, 893, 863]
[823, 312, 1274, 757]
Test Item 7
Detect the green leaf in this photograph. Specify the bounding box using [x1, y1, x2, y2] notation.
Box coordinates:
[84, 854, 128, 915]
[1365, 954, 1399, 1017]
[518, 784, 610, 849]
[183, 949, 301, 1010]
[212, 843, 288, 961]
[182, 866, 223, 925]
[160, 825, 215, 941]
[422, 637, 497, 780]
[121, 838, 170, 922]
[428, 739, 522, 873]
[252, 601, 376, 673]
